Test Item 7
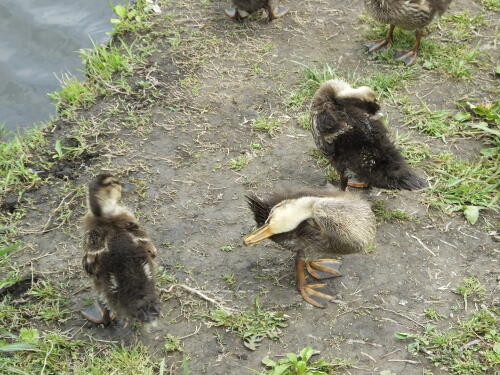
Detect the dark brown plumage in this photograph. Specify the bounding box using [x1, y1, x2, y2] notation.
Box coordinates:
[82, 174, 160, 325]
[225, 0, 288, 21]
[244, 188, 375, 307]
[310, 80, 428, 191]
[364, 0, 453, 65]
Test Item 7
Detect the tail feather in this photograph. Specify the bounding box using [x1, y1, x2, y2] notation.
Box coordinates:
[381, 170, 428, 191]
[245, 194, 270, 226]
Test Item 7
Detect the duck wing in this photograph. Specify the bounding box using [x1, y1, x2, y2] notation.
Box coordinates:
[82, 227, 107, 276]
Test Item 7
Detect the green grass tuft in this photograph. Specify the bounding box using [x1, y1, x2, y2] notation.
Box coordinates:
[396, 309, 498, 375]
[371, 200, 411, 222]
[207, 298, 287, 350]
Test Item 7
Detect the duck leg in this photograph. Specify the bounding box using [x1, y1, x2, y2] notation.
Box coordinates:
[306, 259, 342, 280]
[393, 29, 422, 66]
[224, 8, 250, 21]
[265, 5, 289, 21]
[366, 24, 395, 52]
[295, 258, 335, 308]
[81, 301, 112, 326]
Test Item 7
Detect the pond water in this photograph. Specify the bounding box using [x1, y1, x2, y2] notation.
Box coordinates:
[0, 0, 117, 134]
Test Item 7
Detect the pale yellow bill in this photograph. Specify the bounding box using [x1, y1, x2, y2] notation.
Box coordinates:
[243, 224, 273, 246]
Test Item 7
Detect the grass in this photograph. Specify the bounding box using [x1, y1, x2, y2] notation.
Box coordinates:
[251, 117, 282, 136]
[306, 149, 338, 183]
[455, 277, 486, 310]
[371, 200, 411, 222]
[228, 155, 250, 171]
[481, 0, 500, 12]
[164, 334, 183, 353]
[396, 309, 498, 375]
[425, 152, 499, 214]
[0, 127, 47, 197]
[207, 298, 288, 350]
[256, 347, 353, 375]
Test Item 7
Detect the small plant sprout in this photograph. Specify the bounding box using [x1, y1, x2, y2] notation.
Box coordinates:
[260, 346, 353, 375]
[455, 277, 486, 310]
[220, 245, 233, 252]
[164, 334, 183, 353]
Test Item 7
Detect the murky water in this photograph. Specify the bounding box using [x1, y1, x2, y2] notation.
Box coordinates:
[0, 0, 117, 133]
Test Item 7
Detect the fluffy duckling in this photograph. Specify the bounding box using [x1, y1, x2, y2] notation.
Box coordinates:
[81, 174, 160, 325]
[310, 79, 428, 191]
[365, 0, 452, 65]
[225, 0, 288, 22]
[244, 188, 376, 308]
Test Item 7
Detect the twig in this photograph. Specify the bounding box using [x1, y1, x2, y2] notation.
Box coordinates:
[410, 234, 436, 256]
[361, 351, 377, 363]
[178, 324, 201, 340]
[365, 305, 425, 328]
[388, 359, 420, 364]
[160, 284, 238, 313]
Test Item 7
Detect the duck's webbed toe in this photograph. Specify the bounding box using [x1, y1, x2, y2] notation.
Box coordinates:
[306, 259, 342, 280]
[224, 8, 249, 21]
[266, 7, 289, 21]
[81, 301, 112, 326]
[393, 49, 418, 66]
[299, 283, 336, 308]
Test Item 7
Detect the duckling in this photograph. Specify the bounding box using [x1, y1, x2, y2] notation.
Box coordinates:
[364, 0, 452, 65]
[244, 188, 376, 308]
[310, 79, 428, 191]
[225, 0, 289, 22]
[81, 174, 160, 325]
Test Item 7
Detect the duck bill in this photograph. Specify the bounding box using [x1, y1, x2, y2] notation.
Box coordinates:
[244, 224, 273, 246]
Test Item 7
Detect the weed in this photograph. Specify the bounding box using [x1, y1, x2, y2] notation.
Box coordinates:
[297, 112, 310, 130]
[223, 273, 235, 286]
[286, 64, 336, 109]
[424, 153, 499, 215]
[258, 347, 353, 375]
[371, 200, 411, 222]
[0, 127, 47, 197]
[207, 298, 288, 350]
[395, 133, 431, 166]
[251, 117, 281, 136]
[220, 245, 233, 252]
[424, 308, 445, 321]
[48, 76, 94, 112]
[359, 69, 414, 98]
[164, 334, 183, 352]
[109, 1, 152, 35]
[455, 277, 486, 310]
[481, 0, 500, 12]
[228, 155, 250, 171]
[396, 309, 498, 375]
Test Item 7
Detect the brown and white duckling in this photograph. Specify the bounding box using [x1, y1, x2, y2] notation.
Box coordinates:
[365, 0, 452, 65]
[310, 79, 428, 191]
[244, 188, 376, 308]
[81, 174, 160, 325]
[225, 0, 288, 22]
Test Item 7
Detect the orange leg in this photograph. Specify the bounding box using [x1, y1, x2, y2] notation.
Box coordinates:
[394, 30, 422, 66]
[295, 258, 335, 308]
[306, 259, 342, 280]
[366, 24, 395, 52]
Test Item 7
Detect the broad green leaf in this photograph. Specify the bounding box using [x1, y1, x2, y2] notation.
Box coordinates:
[262, 356, 276, 367]
[0, 242, 21, 257]
[463, 205, 480, 225]
[480, 147, 497, 157]
[271, 364, 289, 375]
[494, 342, 500, 354]
[299, 346, 317, 362]
[54, 140, 63, 157]
[453, 112, 471, 122]
[110, 18, 121, 25]
[394, 332, 412, 339]
[469, 122, 500, 137]
[0, 342, 39, 352]
[113, 5, 127, 19]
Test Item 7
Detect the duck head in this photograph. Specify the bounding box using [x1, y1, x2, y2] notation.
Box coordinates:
[244, 197, 315, 245]
[88, 174, 122, 217]
[327, 79, 377, 103]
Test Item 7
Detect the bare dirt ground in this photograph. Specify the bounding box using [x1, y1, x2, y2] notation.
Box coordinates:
[3, 0, 499, 374]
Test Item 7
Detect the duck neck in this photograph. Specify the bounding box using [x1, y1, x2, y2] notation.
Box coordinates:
[277, 196, 316, 231]
[88, 195, 118, 218]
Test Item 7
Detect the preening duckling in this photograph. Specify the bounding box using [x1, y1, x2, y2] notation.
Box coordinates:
[364, 0, 452, 65]
[225, 0, 288, 22]
[310, 79, 428, 191]
[244, 188, 376, 308]
[81, 174, 160, 325]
